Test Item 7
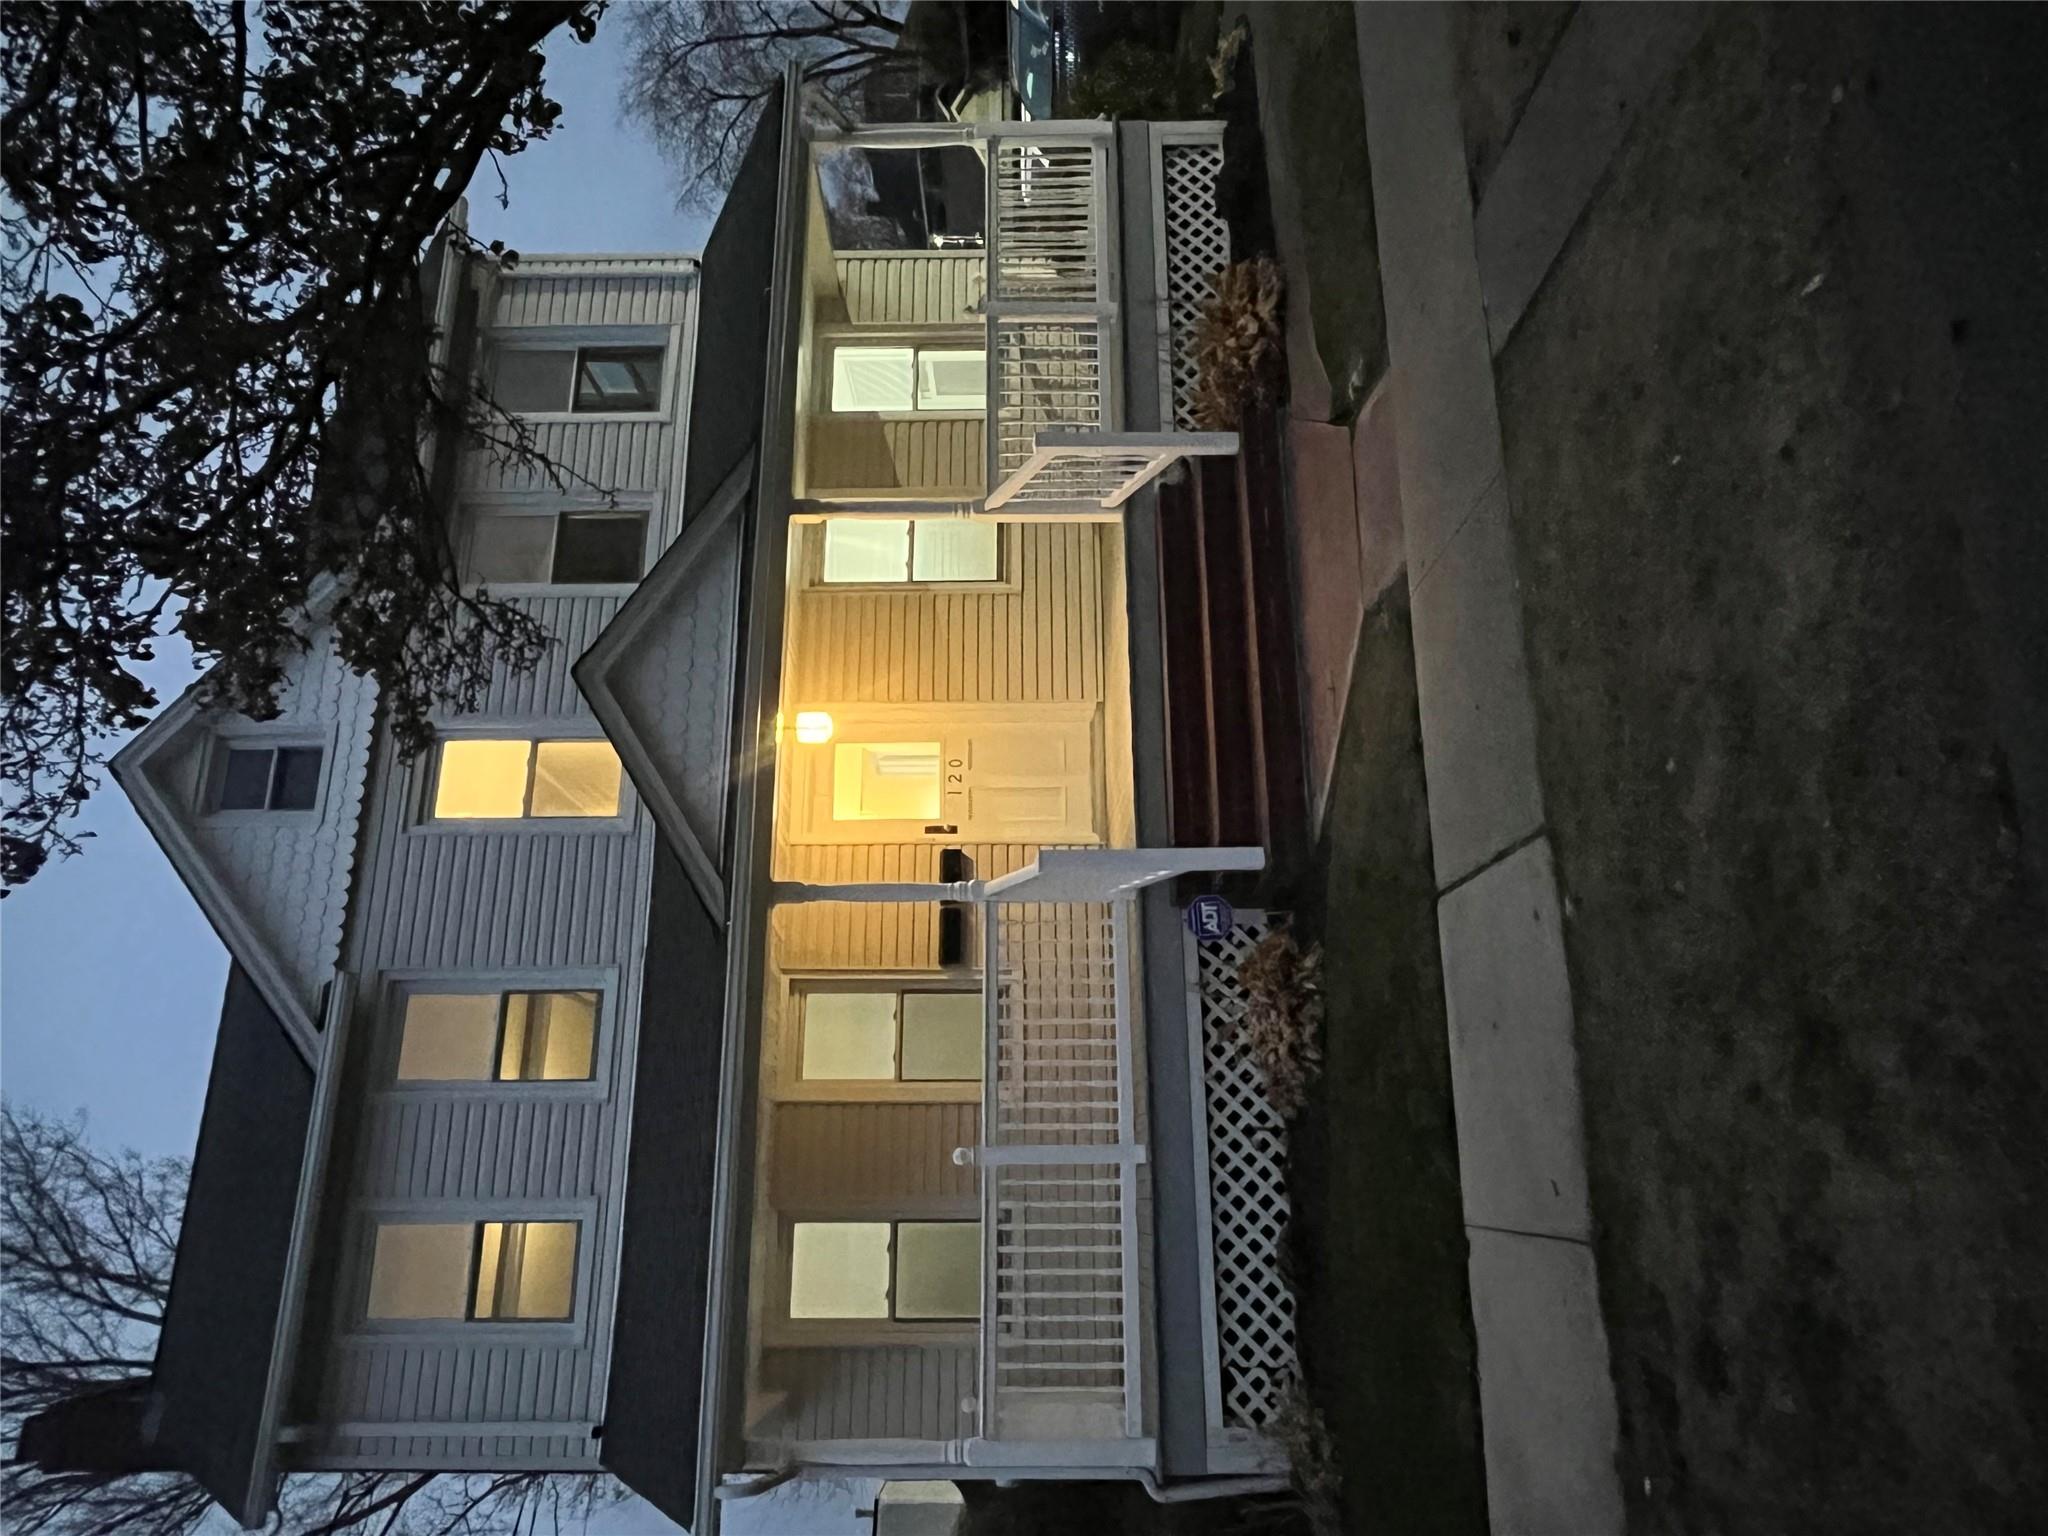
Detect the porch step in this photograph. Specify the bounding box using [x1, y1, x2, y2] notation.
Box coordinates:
[1155, 400, 1310, 882]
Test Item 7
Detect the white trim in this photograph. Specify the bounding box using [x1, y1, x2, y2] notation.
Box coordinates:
[409, 727, 637, 835]
[281, 1420, 599, 1444]
[195, 721, 342, 824]
[369, 967, 620, 1100]
[1182, 924, 1228, 1444]
[340, 1198, 602, 1344]
[458, 493, 662, 596]
[482, 322, 686, 421]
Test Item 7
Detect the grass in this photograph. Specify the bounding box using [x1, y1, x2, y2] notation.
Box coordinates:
[1493, 7, 2048, 1531]
[1283, 586, 1489, 1536]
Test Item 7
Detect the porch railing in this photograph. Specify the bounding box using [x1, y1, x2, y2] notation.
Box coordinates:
[771, 846, 1263, 1455]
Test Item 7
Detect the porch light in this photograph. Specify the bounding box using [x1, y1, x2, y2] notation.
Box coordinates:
[794, 711, 834, 745]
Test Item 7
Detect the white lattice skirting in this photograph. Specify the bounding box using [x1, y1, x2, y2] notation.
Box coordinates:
[1185, 911, 1299, 1443]
[1154, 130, 1231, 433]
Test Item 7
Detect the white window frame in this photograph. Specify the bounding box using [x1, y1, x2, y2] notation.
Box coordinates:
[798, 520, 1015, 592]
[458, 494, 661, 596]
[777, 975, 982, 1103]
[374, 969, 617, 1100]
[816, 330, 987, 422]
[484, 324, 681, 423]
[767, 1214, 980, 1347]
[345, 1200, 599, 1342]
[197, 723, 339, 825]
[410, 725, 636, 835]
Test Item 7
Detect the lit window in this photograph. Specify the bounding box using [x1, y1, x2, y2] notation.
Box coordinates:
[366, 1219, 579, 1322]
[465, 510, 647, 586]
[395, 990, 598, 1083]
[829, 345, 985, 413]
[490, 345, 665, 414]
[831, 742, 941, 822]
[212, 744, 323, 812]
[800, 988, 981, 1082]
[430, 738, 622, 821]
[788, 1221, 978, 1321]
[820, 520, 999, 584]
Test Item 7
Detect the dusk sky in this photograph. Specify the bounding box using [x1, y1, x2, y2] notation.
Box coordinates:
[0, 20, 713, 1163]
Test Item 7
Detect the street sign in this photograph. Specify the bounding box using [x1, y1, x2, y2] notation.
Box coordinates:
[1185, 894, 1235, 942]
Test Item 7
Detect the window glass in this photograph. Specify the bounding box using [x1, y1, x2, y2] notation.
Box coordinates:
[550, 511, 646, 583]
[900, 993, 984, 1081]
[574, 348, 664, 413]
[465, 513, 556, 585]
[499, 991, 599, 1081]
[909, 521, 1000, 582]
[916, 349, 987, 410]
[895, 1222, 979, 1319]
[529, 740, 622, 818]
[271, 747, 324, 811]
[492, 349, 576, 412]
[789, 1222, 891, 1319]
[821, 519, 911, 583]
[474, 1220, 578, 1320]
[366, 1222, 474, 1319]
[801, 992, 899, 1080]
[217, 748, 275, 811]
[432, 739, 531, 819]
[832, 742, 941, 822]
[831, 346, 917, 412]
[395, 993, 502, 1081]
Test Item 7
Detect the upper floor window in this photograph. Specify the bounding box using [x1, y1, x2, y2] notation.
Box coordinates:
[366, 1218, 579, 1322]
[820, 519, 1000, 584]
[395, 989, 599, 1083]
[464, 508, 649, 587]
[799, 987, 982, 1083]
[429, 738, 622, 821]
[829, 345, 986, 413]
[211, 743, 323, 812]
[787, 1220, 978, 1322]
[491, 345, 666, 415]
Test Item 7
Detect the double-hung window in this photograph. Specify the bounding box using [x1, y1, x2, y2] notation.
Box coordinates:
[209, 742, 323, 812]
[491, 344, 666, 414]
[819, 519, 1001, 585]
[463, 508, 649, 587]
[798, 987, 982, 1084]
[787, 1220, 979, 1322]
[393, 989, 599, 1083]
[829, 344, 986, 413]
[365, 1219, 580, 1322]
[428, 738, 623, 821]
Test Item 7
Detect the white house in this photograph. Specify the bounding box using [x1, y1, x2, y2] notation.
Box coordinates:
[25, 78, 1306, 1534]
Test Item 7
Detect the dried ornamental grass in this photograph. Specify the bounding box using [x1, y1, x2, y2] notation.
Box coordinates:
[1235, 928, 1325, 1120]
[1192, 255, 1287, 430]
[1266, 1382, 1344, 1536]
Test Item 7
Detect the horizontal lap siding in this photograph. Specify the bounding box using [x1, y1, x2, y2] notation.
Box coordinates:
[806, 417, 986, 494]
[763, 1346, 977, 1443]
[303, 263, 695, 1472]
[836, 254, 982, 325]
[771, 1104, 980, 1211]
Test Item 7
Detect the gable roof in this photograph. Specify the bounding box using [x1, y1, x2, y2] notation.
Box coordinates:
[590, 81, 794, 1532]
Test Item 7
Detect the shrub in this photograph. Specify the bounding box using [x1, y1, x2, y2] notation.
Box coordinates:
[1235, 927, 1325, 1120]
[1192, 256, 1287, 430]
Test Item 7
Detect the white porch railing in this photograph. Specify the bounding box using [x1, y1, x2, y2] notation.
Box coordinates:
[979, 124, 1237, 512]
[770, 847, 1263, 1457]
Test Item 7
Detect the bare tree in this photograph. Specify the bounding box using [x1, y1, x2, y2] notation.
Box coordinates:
[623, 0, 1005, 211]
[1, 1106, 626, 1536]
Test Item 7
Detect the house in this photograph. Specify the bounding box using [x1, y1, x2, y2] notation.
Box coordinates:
[24, 79, 1306, 1533]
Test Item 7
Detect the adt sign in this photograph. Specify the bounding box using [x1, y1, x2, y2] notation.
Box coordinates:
[1185, 894, 1235, 943]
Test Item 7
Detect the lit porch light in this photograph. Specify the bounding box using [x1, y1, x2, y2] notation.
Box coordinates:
[794, 711, 834, 745]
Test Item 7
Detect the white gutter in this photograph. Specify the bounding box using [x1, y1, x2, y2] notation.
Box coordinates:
[691, 64, 811, 1536]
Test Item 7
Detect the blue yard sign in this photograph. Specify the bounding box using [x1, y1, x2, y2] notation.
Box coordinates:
[1185, 894, 1235, 943]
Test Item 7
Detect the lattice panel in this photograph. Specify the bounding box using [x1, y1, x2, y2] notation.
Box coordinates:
[1160, 142, 1230, 432]
[1192, 913, 1299, 1430]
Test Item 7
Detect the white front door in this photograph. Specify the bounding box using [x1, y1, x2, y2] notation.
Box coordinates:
[784, 703, 1101, 845]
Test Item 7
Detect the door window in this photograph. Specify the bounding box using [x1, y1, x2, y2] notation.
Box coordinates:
[831, 742, 941, 822]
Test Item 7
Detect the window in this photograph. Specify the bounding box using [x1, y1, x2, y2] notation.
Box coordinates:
[465, 510, 648, 587]
[366, 1219, 578, 1322]
[829, 345, 986, 413]
[820, 520, 1000, 584]
[831, 742, 941, 822]
[429, 738, 622, 821]
[800, 988, 982, 1082]
[491, 345, 665, 414]
[394, 990, 598, 1083]
[788, 1221, 978, 1321]
[212, 743, 323, 812]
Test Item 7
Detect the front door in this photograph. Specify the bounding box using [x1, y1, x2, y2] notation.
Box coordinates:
[784, 703, 1101, 845]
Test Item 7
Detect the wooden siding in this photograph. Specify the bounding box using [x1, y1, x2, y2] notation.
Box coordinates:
[760, 1346, 977, 1443]
[805, 416, 986, 495]
[771, 1103, 980, 1212]
[834, 253, 983, 325]
[301, 262, 694, 1472]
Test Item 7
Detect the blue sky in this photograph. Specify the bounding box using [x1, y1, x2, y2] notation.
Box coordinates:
[1, 17, 711, 1162]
